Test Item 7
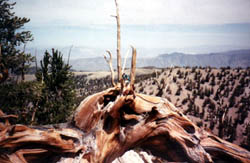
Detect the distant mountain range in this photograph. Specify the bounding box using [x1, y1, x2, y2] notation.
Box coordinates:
[69, 49, 250, 71]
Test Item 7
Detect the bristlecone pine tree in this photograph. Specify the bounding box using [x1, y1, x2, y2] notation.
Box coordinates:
[35, 49, 76, 124]
[0, 0, 33, 83]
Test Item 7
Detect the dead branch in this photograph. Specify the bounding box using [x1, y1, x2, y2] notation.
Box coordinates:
[114, 0, 122, 82]
[130, 46, 137, 88]
[67, 45, 73, 65]
[104, 51, 116, 87]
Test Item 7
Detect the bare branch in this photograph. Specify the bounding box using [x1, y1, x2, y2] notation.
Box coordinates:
[114, 0, 122, 82]
[104, 50, 116, 87]
[130, 46, 137, 87]
[67, 45, 73, 65]
[122, 48, 130, 75]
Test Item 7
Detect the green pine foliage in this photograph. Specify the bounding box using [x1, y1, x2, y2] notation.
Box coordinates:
[0, 81, 42, 124]
[0, 49, 76, 125]
[36, 49, 76, 124]
[0, 0, 33, 82]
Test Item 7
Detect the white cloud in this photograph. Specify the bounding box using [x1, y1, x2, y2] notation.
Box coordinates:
[12, 0, 250, 26]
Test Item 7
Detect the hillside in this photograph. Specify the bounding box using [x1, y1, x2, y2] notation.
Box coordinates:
[73, 68, 160, 102]
[70, 49, 250, 71]
[73, 67, 250, 150]
[134, 67, 250, 149]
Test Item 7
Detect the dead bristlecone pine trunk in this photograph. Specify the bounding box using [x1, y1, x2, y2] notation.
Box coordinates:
[0, 46, 250, 163]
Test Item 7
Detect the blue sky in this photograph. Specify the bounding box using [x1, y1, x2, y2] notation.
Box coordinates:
[12, 0, 250, 57]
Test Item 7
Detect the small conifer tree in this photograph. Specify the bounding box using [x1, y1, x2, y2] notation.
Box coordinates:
[36, 49, 76, 124]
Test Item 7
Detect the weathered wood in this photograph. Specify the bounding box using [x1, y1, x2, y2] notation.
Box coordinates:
[104, 51, 116, 87]
[0, 122, 84, 163]
[114, 0, 122, 82]
[130, 46, 137, 87]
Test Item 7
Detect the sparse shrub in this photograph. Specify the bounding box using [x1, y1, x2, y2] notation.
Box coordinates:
[204, 87, 211, 97]
[210, 75, 216, 86]
[201, 78, 205, 84]
[205, 73, 210, 83]
[166, 86, 172, 95]
[160, 78, 165, 84]
[200, 108, 205, 119]
[196, 121, 203, 127]
[166, 96, 171, 102]
[208, 100, 216, 110]
[175, 85, 182, 96]
[214, 91, 220, 101]
[199, 88, 204, 99]
[223, 87, 229, 98]
[192, 89, 197, 98]
[182, 98, 188, 105]
[186, 101, 194, 115]
[239, 108, 248, 125]
[185, 80, 192, 91]
[177, 69, 181, 75]
[209, 119, 215, 130]
[233, 84, 244, 97]
[184, 71, 188, 79]
[203, 98, 211, 107]
[178, 72, 184, 79]
[191, 67, 197, 73]
[173, 76, 177, 83]
[217, 72, 222, 80]
[139, 87, 144, 93]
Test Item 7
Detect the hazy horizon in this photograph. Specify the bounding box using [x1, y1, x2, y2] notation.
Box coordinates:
[11, 0, 250, 58]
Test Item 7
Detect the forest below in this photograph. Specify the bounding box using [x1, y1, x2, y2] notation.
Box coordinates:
[74, 66, 250, 151]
